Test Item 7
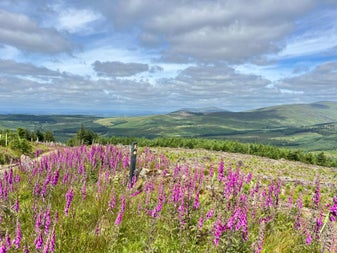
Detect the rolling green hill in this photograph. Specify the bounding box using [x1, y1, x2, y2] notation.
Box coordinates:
[1, 101, 337, 152]
[95, 101, 337, 152]
[0, 114, 108, 142]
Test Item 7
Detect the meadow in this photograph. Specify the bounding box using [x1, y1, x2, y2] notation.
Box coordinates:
[0, 144, 336, 252]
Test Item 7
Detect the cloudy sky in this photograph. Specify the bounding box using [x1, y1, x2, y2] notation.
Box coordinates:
[1, 0, 337, 115]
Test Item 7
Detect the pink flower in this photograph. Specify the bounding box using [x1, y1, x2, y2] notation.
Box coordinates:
[14, 197, 19, 212]
[0, 244, 7, 253]
[306, 233, 312, 245]
[329, 198, 337, 221]
[34, 232, 43, 250]
[217, 160, 224, 181]
[44, 209, 51, 234]
[64, 188, 74, 216]
[198, 217, 204, 230]
[213, 220, 225, 246]
[206, 208, 215, 220]
[312, 179, 320, 210]
[13, 220, 22, 249]
[193, 192, 200, 209]
[115, 195, 126, 226]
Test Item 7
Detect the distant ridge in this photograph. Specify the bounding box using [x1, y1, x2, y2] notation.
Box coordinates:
[171, 106, 228, 114]
[3, 101, 337, 151]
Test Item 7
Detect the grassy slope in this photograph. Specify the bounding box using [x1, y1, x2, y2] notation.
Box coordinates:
[94, 102, 337, 152]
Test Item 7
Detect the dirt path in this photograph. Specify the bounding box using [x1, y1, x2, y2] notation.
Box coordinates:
[0, 149, 58, 176]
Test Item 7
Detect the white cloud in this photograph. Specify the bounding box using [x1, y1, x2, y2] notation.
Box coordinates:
[0, 8, 71, 53]
[104, 0, 319, 63]
[276, 62, 337, 100]
[1, 0, 337, 114]
[57, 8, 103, 33]
[0, 59, 60, 76]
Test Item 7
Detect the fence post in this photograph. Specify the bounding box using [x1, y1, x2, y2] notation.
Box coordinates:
[129, 142, 137, 186]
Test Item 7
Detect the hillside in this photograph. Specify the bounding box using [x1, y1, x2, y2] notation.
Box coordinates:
[1, 101, 337, 152]
[0, 114, 108, 142]
[95, 101, 337, 152]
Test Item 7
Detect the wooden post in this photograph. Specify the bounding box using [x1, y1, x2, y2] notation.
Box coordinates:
[129, 142, 137, 186]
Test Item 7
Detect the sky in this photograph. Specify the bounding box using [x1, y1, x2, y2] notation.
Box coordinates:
[1, 0, 337, 115]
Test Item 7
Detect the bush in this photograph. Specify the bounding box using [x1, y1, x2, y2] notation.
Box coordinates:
[9, 138, 32, 155]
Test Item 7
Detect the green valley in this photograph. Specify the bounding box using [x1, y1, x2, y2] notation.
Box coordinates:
[1, 101, 337, 152]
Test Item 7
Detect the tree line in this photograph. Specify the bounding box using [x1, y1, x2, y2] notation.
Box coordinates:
[95, 136, 331, 167]
[1, 125, 335, 168]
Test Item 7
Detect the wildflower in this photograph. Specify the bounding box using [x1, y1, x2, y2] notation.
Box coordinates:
[64, 188, 74, 216]
[51, 170, 59, 186]
[13, 220, 22, 249]
[108, 192, 116, 210]
[217, 160, 224, 181]
[294, 195, 303, 229]
[5, 230, 11, 247]
[130, 190, 141, 198]
[193, 192, 200, 209]
[171, 183, 181, 204]
[123, 154, 129, 169]
[34, 233, 43, 250]
[0, 244, 7, 253]
[81, 183, 86, 199]
[44, 209, 51, 234]
[305, 233, 312, 245]
[209, 165, 214, 178]
[115, 195, 126, 226]
[114, 212, 123, 226]
[312, 178, 320, 210]
[246, 172, 253, 184]
[35, 210, 42, 233]
[149, 201, 163, 218]
[95, 223, 100, 235]
[49, 228, 56, 253]
[213, 219, 225, 246]
[198, 217, 204, 230]
[14, 197, 19, 212]
[314, 213, 323, 238]
[206, 208, 215, 220]
[329, 197, 337, 221]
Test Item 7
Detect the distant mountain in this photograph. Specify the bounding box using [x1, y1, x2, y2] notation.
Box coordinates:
[171, 107, 228, 114]
[244, 101, 337, 126]
[2, 101, 337, 152]
[94, 101, 337, 151]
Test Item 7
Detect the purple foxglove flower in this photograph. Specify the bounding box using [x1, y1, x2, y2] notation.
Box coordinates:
[13, 220, 22, 249]
[306, 233, 312, 245]
[217, 160, 224, 181]
[198, 217, 204, 230]
[193, 192, 200, 209]
[330, 198, 337, 221]
[64, 188, 74, 216]
[206, 208, 215, 220]
[34, 233, 43, 250]
[0, 244, 7, 253]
